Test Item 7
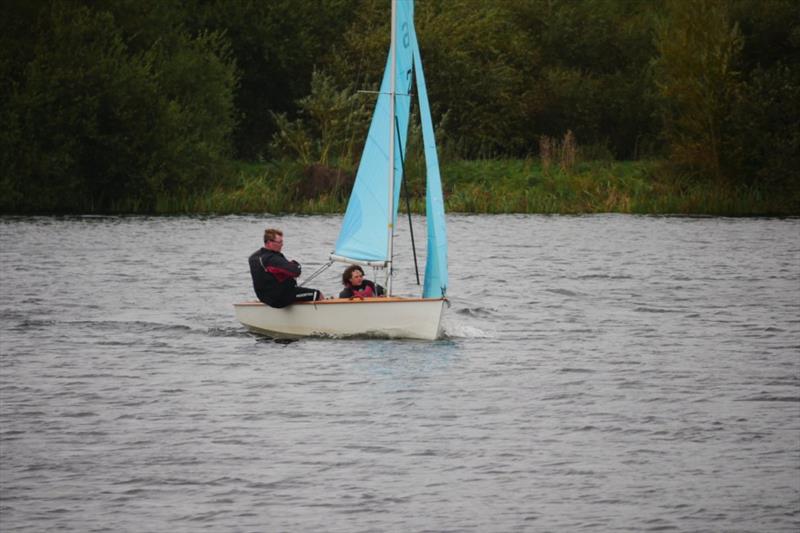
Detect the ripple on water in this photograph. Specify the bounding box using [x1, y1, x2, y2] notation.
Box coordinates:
[1, 214, 798, 532]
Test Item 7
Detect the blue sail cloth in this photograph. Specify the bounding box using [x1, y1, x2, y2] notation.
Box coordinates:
[334, 1, 414, 263]
[411, 24, 448, 298]
[333, 0, 447, 298]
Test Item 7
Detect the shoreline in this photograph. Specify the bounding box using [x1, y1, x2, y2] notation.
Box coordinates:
[3, 159, 797, 217]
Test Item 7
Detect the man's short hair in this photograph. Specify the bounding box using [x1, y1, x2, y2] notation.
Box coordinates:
[264, 228, 283, 243]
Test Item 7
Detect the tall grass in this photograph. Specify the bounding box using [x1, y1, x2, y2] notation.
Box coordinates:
[149, 158, 796, 216]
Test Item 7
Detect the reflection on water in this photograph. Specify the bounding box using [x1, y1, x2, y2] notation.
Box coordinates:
[1, 214, 799, 531]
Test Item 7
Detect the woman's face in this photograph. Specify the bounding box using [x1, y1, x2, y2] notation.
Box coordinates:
[349, 269, 364, 285]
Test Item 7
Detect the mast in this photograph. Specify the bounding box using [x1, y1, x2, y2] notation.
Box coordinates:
[386, 0, 397, 295]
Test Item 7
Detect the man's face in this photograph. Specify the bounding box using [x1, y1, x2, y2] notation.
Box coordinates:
[266, 235, 284, 252]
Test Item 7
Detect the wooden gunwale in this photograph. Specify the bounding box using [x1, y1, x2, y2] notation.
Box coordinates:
[235, 297, 446, 306]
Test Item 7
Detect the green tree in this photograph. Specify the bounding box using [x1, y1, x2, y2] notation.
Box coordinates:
[327, 0, 660, 160]
[0, 1, 238, 212]
[508, 0, 661, 159]
[328, 0, 531, 158]
[1, 3, 159, 210]
[270, 69, 371, 167]
[653, 0, 743, 181]
[185, 0, 356, 159]
[724, 0, 800, 195]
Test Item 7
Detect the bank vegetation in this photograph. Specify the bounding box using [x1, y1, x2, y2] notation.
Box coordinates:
[1, 0, 797, 215]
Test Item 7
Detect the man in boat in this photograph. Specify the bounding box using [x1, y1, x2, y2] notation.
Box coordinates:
[248, 228, 323, 308]
[339, 265, 385, 299]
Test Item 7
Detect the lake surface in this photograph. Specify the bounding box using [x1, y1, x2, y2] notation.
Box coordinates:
[1, 214, 798, 531]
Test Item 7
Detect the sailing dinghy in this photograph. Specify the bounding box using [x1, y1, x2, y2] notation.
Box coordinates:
[234, 0, 447, 340]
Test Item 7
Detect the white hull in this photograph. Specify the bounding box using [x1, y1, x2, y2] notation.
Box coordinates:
[234, 297, 446, 340]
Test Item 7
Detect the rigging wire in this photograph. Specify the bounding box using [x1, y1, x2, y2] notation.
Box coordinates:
[395, 115, 420, 286]
[299, 260, 334, 287]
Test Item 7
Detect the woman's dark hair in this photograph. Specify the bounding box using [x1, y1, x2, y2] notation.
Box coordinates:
[342, 265, 364, 286]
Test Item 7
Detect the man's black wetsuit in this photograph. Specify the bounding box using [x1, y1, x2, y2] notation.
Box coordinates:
[248, 248, 319, 308]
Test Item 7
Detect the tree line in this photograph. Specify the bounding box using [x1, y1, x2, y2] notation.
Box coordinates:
[1, 0, 797, 213]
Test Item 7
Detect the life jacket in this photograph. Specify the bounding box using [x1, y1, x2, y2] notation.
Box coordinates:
[349, 283, 375, 299]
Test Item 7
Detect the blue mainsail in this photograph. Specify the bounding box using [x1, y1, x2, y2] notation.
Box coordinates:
[334, 1, 414, 263]
[333, 0, 447, 298]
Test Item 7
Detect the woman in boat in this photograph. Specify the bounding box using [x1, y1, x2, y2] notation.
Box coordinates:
[249, 228, 323, 308]
[339, 265, 385, 299]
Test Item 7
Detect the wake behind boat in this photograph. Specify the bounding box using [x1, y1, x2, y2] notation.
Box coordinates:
[235, 0, 448, 340]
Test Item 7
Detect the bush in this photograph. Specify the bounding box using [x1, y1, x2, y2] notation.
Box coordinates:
[0, 3, 238, 213]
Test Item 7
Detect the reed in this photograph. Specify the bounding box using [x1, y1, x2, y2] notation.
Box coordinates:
[147, 158, 796, 216]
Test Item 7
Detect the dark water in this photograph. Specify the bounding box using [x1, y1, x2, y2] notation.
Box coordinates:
[1, 214, 798, 531]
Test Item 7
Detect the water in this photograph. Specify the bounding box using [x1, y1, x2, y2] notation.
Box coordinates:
[1, 214, 798, 531]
